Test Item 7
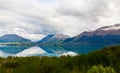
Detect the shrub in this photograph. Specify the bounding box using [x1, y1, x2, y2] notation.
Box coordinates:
[87, 65, 116, 73]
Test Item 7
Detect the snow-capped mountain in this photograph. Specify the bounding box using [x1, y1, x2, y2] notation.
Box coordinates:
[37, 34, 69, 43]
[63, 24, 120, 45]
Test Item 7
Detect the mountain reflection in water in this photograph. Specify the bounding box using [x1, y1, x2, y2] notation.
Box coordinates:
[0, 45, 105, 57]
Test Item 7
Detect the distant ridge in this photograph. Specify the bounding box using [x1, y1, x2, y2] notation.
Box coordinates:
[37, 34, 69, 43]
[63, 24, 120, 45]
[0, 34, 31, 43]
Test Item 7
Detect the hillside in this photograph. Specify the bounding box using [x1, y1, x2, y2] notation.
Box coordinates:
[63, 24, 120, 45]
[37, 34, 69, 44]
[0, 34, 31, 43]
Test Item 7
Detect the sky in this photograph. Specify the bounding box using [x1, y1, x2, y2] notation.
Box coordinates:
[0, 0, 120, 41]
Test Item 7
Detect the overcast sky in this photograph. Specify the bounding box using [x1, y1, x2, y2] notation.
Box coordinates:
[0, 0, 120, 41]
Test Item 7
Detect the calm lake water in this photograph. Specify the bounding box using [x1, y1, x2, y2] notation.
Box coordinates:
[0, 45, 107, 57]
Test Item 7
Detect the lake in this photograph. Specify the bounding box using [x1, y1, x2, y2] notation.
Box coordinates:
[0, 45, 107, 57]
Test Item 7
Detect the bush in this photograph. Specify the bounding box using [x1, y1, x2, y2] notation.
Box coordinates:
[87, 65, 116, 73]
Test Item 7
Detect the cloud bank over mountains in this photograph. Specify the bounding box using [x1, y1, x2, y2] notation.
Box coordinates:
[0, 0, 120, 41]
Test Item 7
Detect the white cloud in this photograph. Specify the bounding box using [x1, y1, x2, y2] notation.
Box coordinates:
[16, 47, 47, 57]
[0, 0, 120, 41]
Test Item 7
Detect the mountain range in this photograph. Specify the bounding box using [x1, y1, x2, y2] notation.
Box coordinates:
[0, 24, 120, 46]
[63, 24, 120, 45]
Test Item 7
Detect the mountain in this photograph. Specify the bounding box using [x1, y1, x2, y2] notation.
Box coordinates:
[63, 24, 120, 45]
[37, 34, 69, 43]
[0, 34, 31, 43]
